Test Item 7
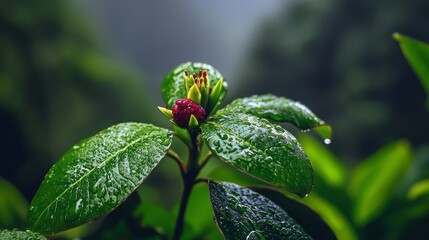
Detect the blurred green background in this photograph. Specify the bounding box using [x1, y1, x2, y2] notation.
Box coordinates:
[1, 0, 429, 239]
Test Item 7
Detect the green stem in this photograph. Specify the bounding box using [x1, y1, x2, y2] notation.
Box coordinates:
[173, 130, 201, 240]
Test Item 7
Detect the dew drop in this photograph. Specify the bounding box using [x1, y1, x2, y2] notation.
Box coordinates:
[324, 138, 331, 145]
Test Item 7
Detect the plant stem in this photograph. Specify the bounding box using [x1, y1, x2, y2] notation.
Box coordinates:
[173, 131, 201, 240]
[167, 149, 187, 177]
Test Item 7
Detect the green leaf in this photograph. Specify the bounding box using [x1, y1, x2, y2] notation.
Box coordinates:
[297, 193, 358, 240]
[252, 187, 336, 240]
[201, 113, 313, 197]
[407, 179, 429, 200]
[394, 33, 429, 105]
[27, 123, 173, 234]
[134, 201, 175, 237]
[0, 177, 28, 228]
[0, 229, 48, 240]
[208, 180, 311, 240]
[219, 94, 332, 139]
[349, 140, 412, 226]
[161, 62, 227, 109]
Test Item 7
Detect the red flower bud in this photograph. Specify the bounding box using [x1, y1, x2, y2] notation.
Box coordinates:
[172, 98, 206, 128]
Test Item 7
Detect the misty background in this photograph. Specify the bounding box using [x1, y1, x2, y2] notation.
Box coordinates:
[1, 0, 429, 238]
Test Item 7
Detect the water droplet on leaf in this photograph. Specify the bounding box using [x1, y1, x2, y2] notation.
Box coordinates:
[324, 138, 331, 145]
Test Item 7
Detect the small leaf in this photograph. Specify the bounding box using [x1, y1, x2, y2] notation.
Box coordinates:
[407, 179, 429, 200]
[208, 180, 311, 240]
[218, 94, 331, 139]
[201, 113, 313, 197]
[349, 140, 412, 226]
[27, 123, 173, 234]
[161, 62, 227, 109]
[394, 33, 429, 105]
[0, 229, 48, 240]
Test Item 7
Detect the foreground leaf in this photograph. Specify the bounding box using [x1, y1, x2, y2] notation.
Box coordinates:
[161, 62, 227, 109]
[219, 94, 332, 139]
[349, 140, 412, 226]
[27, 123, 173, 234]
[208, 180, 311, 240]
[202, 113, 313, 197]
[0, 229, 47, 240]
[394, 33, 429, 104]
[252, 187, 336, 240]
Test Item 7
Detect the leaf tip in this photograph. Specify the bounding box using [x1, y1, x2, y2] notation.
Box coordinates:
[392, 32, 402, 42]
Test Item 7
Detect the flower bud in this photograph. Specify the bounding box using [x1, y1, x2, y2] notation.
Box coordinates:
[172, 98, 206, 128]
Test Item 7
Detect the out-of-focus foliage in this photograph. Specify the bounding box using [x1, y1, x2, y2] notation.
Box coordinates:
[394, 33, 429, 107]
[0, 1, 155, 201]
[238, 0, 429, 161]
[0, 178, 27, 229]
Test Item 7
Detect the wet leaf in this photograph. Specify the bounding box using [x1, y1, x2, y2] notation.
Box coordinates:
[218, 94, 331, 139]
[201, 113, 313, 197]
[161, 62, 227, 109]
[0, 229, 48, 240]
[27, 123, 173, 234]
[208, 180, 311, 240]
[252, 187, 336, 240]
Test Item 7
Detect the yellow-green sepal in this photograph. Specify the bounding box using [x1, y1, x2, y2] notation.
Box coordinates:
[188, 114, 200, 128]
[200, 81, 210, 109]
[187, 84, 201, 105]
[185, 75, 194, 93]
[158, 106, 173, 120]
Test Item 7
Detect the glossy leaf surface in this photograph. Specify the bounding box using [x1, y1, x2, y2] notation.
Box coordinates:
[252, 187, 336, 240]
[202, 113, 313, 197]
[219, 94, 331, 139]
[208, 180, 311, 240]
[161, 62, 227, 109]
[394, 33, 429, 104]
[27, 123, 173, 234]
[350, 140, 412, 226]
[0, 229, 48, 240]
